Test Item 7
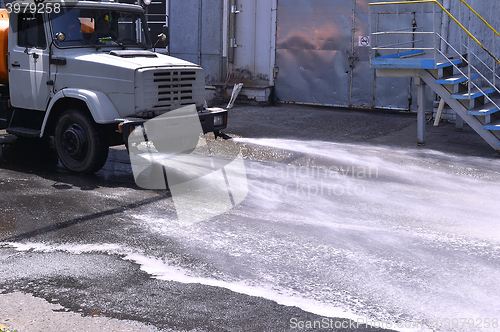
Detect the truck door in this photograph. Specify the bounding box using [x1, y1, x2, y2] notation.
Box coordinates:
[9, 12, 50, 111]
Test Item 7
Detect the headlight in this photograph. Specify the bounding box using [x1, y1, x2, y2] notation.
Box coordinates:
[214, 115, 224, 126]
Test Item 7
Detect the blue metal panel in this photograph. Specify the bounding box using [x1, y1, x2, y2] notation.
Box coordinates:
[435, 73, 479, 85]
[484, 119, 500, 131]
[467, 105, 500, 116]
[371, 54, 462, 69]
[452, 88, 495, 100]
[436, 59, 462, 69]
[376, 50, 425, 59]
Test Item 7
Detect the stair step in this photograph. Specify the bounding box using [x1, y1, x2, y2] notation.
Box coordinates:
[436, 58, 463, 69]
[6, 127, 41, 138]
[467, 99, 500, 116]
[435, 73, 478, 85]
[484, 118, 500, 131]
[375, 50, 425, 59]
[399, 50, 425, 58]
[371, 51, 463, 69]
[451, 87, 495, 100]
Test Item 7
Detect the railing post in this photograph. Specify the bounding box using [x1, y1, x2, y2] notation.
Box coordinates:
[459, 1, 463, 55]
[397, 4, 400, 53]
[468, 10, 471, 99]
[494, 30, 496, 88]
[422, 2, 424, 50]
[433, 2, 436, 68]
[369, 4, 372, 64]
[415, 77, 426, 146]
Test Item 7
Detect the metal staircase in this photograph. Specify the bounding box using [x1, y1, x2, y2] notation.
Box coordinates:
[369, 0, 500, 150]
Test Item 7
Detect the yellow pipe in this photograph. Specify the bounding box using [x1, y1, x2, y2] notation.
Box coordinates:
[369, 0, 500, 65]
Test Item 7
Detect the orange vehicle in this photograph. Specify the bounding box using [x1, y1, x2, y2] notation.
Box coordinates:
[0, 10, 9, 83]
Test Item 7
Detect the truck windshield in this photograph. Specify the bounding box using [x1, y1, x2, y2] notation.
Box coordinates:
[50, 7, 151, 49]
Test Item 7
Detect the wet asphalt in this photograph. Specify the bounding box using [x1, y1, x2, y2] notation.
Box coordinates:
[0, 103, 499, 332]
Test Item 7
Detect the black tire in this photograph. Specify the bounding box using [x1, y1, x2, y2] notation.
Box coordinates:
[54, 109, 109, 173]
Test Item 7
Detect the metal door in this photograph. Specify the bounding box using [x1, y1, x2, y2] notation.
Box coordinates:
[275, 0, 413, 110]
[9, 12, 50, 111]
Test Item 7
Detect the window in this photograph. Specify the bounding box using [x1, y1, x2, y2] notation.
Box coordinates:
[17, 13, 47, 49]
[50, 8, 151, 48]
[117, 14, 148, 44]
[50, 8, 85, 46]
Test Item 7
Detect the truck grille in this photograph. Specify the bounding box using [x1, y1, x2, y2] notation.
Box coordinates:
[135, 67, 205, 117]
[154, 70, 196, 108]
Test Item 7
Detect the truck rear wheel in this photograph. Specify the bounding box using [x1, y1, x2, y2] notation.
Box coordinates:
[54, 109, 109, 173]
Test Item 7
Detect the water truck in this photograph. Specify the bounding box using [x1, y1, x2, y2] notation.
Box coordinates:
[0, 0, 228, 173]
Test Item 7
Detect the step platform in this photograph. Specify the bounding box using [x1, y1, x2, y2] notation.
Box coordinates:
[435, 73, 479, 85]
[483, 118, 500, 131]
[371, 50, 462, 69]
[451, 87, 495, 100]
[467, 98, 500, 116]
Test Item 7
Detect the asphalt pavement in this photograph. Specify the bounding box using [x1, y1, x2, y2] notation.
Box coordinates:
[0, 103, 499, 332]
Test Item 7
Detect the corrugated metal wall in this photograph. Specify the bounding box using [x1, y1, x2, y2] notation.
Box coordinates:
[447, 0, 500, 72]
[169, 0, 224, 85]
[0, 0, 496, 111]
[165, 0, 500, 111]
[274, 0, 416, 110]
[274, 0, 353, 107]
[453, 0, 500, 54]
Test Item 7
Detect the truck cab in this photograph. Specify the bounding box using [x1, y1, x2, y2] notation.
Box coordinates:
[1, 0, 228, 173]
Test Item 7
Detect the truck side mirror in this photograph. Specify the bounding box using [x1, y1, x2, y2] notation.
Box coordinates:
[55, 32, 66, 42]
[153, 32, 167, 51]
[48, 32, 67, 67]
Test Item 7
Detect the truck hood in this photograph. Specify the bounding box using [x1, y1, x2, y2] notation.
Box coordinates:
[53, 48, 204, 118]
[54, 49, 201, 95]
[70, 49, 200, 71]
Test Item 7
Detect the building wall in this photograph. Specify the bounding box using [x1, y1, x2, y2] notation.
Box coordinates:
[465, 0, 500, 60]
[154, 0, 500, 109]
[444, 0, 500, 89]
[168, 0, 224, 86]
[231, 0, 276, 86]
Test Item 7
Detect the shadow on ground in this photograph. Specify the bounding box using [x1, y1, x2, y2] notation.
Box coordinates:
[0, 132, 137, 190]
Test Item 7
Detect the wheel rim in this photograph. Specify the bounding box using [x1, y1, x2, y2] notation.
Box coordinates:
[62, 124, 88, 160]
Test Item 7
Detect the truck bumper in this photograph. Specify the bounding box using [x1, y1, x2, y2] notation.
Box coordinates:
[117, 107, 228, 143]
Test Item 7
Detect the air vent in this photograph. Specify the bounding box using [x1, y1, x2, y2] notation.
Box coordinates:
[109, 50, 158, 58]
[135, 67, 205, 116]
[151, 70, 197, 108]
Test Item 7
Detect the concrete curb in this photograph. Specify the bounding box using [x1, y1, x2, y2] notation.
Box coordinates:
[0, 292, 158, 332]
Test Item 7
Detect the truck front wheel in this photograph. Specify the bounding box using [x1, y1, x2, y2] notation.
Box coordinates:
[54, 109, 109, 173]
